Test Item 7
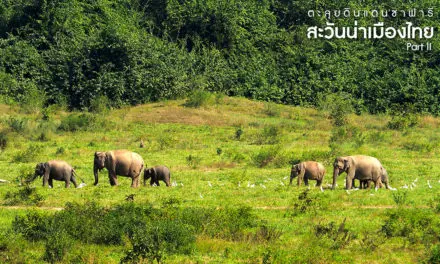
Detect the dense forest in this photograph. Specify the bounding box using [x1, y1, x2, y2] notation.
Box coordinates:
[0, 0, 439, 114]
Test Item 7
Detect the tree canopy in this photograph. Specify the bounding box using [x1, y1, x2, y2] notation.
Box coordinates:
[0, 0, 439, 114]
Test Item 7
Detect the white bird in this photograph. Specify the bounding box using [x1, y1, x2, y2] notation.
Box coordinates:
[414, 178, 418, 182]
[208, 181, 212, 188]
[280, 181, 285, 186]
[369, 193, 375, 196]
[389, 187, 397, 191]
[152, 183, 157, 187]
[283, 176, 288, 180]
[247, 182, 250, 188]
[171, 181, 177, 187]
[261, 184, 266, 189]
[180, 183, 184, 187]
[268, 178, 273, 181]
[346, 190, 350, 195]
[401, 184, 409, 189]
[411, 182, 416, 187]
[410, 185, 413, 190]
[238, 181, 241, 187]
[250, 184, 255, 188]
[199, 193, 203, 199]
[428, 180, 432, 188]
[77, 183, 86, 188]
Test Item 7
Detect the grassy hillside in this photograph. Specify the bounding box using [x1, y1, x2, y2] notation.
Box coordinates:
[0, 96, 439, 263]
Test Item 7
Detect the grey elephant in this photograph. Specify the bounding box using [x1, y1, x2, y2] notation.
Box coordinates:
[359, 166, 392, 189]
[31, 160, 83, 188]
[94, 150, 144, 187]
[290, 161, 325, 187]
[144, 165, 171, 187]
[332, 155, 387, 190]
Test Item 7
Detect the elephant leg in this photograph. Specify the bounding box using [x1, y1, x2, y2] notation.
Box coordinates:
[316, 180, 322, 187]
[304, 178, 309, 186]
[65, 180, 70, 188]
[108, 173, 117, 186]
[165, 180, 170, 187]
[131, 175, 140, 188]
[156, 180, 160, 186]
[71, 176, 78, 188]
[49, 178, 53, 188]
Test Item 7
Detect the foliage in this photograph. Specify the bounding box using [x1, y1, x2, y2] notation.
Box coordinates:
[43, 230, 73, 263]
[252, 146, 279, 168]
[314, 218, 355, 250]
[183, 90, 212, 108]
[122, 220, 195, 263]
[12, 144, 41, 163]
[58, 113, 103, 132]
[4, 185, 45, 206]
[0, 0, 438, 114]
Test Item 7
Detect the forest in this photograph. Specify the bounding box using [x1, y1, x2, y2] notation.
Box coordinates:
[0, 0, 439, 114]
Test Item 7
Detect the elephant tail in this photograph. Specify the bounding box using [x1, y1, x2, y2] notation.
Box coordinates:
[72, 169, 85, 183]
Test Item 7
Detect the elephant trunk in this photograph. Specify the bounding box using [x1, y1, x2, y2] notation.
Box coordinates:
[93, 163, 99, 186]
[332, 167, 339, 190]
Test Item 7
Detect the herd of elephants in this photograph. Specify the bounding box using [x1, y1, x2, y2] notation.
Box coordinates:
[29, 149, 395, 191]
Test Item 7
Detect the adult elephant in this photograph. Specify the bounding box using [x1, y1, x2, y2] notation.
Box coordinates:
[93, 150, 144, 187]
[31, 160, 84, 188]
[143, 165, 171, 187]
[332, 155, 385, 190]
[290, 161, 325, 187]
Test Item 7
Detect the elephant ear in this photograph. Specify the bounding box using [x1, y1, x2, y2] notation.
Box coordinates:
[343, 158, 351, 170]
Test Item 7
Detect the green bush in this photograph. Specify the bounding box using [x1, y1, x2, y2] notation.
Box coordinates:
[6, 117, 29, 134]
[255, 125, 281, 145]
[58, 113, 102, 132]
[428, 244, 440, 264]
[186, 155, 201, 169]
[4, 185, 45, 206]
[122, 220, 195, 263]
[12, 211, 50, 241]
[0, 130, 7, 151]
[12, 144, 41, 163]
[184, 90, 212, 108]
[252, 146, 279, 168]
[387, 112, 419, 130]
[314, 218, 355, 250]
[43, 230, 73, 263]
[89, 95, 111, 114]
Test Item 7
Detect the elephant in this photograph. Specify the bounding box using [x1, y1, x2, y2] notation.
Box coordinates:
[93, 150, 144, 187]
[144, 165, 171, 187]
[31, 160, 83, 188]
[332, 155, 386, 190]
[359, 166, 392, 190]
[290, 161, 325, 187]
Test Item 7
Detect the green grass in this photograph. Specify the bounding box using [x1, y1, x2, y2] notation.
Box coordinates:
[0, 97, 439, 263]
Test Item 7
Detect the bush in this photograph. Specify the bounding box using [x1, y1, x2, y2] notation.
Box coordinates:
[122, 220, 195, 263]
[186, 155, 201, 169]
[262, 102, 281, 117]
[12, 211, 50, 241]
[0, 130, 7, 151]
[392, 190, 408, 206]
[6, 117, 29, 134]
[4, 185, 45, 206]
[12, 144, 41, 163]
[235, 127, 243, 140]
[183, 90, 212, 108]
[252, 146, 279, 168]
[58, 113, 102, 132]
[319, 93, 354, 127]
[428, 244, 440, 264]
[387, 112, 419, 130]
[314, 218, 355, 250]
[89, 95, 111, 114]
[43, 230, 73, 263]
[286, 189, 324, 217]
[255, 125, 281, 145]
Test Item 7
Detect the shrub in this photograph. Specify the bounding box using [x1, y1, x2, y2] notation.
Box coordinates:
[392, 190, 408, 206]
[58, 113, 102, 132]
[314, 218, 355, 250]
[255, 125, 281, 145]
[43, 230, 73, 263]
[186, 155, 201, 169]
[89, 95, 111, 113]
[7, 117, 29, 134]
[253, 224, 283, 243]
[318, 93, 354, 127]
[183, 90, 212, 108]
[235, 127, 243, 140]
[0, 130, 7, 151]
[12, 211, 50, 241]
[121, 220, 195, 263]
[12, 144, 41, 163]
[4, 185, 45, 206]
[252, 146, 279, 168]
[286, 189, 324, 217]
[428, 244, 440, 264]
[262, 102, 281, 117]
[387, 112, 419, 130]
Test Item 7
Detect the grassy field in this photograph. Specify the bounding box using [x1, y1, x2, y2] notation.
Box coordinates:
[0, 96, 439, 263]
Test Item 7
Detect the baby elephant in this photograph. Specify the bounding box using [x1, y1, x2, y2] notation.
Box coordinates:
[32, 160, 82, 188]
[290, 161, 325, 187]
[144, 165, 171, 187]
